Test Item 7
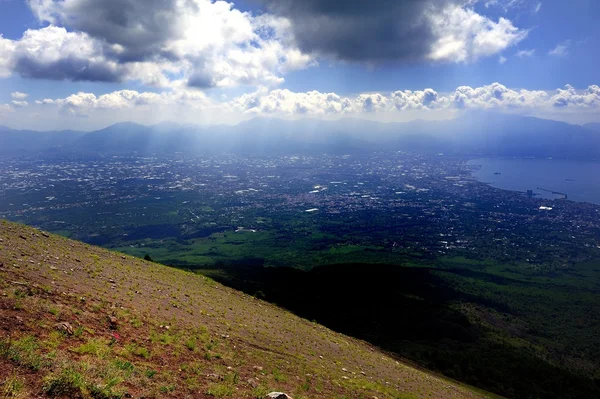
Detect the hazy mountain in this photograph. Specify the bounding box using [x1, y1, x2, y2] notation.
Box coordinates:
[1, 112, 599, 158]
[0, 125, 85, 156]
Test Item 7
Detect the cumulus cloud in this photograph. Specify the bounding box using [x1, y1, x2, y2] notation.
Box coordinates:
[2, 0, 529, 88]
[551, 85, 600, 108]
[11, 92, 28, 100]
[232, 89, 353, 115]
[255, 0, 527, 63]
[17, 0, 312, 88]
[233, 83, 600, 117]
[36, 89, 214, 118]
[11, 26, 123, 82]
[10, 83, 599, 130]
[428, 5, 527, 62]
[28, 0, 191, 62]
[450, 83, 549, 109]
[0, 35, 16, 78]
[549, 41, 570, 57]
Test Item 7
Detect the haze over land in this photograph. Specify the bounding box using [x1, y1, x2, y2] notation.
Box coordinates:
[2, 112, 600, 159]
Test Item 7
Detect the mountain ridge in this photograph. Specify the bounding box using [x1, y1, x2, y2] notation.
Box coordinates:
[1, 113, 599, 158]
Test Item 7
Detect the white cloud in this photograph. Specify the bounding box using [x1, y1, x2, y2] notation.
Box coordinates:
[232, 88, 353, 115]
[37, 89, 214, 118]
[551, 84, 600, 108]
[0, 35, 16, 78]
[484, 0, 523, 11]
[549, 41, 570, 57]
[8, 26, 123, 82]
[499, 55, 507, 64]
[450, 83, 549, 109]
[16, 0, 313, 88]
[534, 2, 542, 13]
[1, 0, 526, 89]
[9, 83, 600, 129]
[11, 100, 29, 108]
[427, 5, 528, 63]
[516, 49, 535, 58]
[11, 92, 28, 100]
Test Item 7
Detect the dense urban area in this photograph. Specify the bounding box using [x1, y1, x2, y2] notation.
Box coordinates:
[1, 152, 599, 269]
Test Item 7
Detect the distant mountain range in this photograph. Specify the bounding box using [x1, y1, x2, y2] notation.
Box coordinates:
[1, 112, 599, 158]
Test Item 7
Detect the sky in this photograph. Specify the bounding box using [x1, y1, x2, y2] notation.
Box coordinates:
[0, 0, 599, 130]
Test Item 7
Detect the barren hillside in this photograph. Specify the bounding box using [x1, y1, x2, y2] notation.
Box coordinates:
[0, 220, 492, 399]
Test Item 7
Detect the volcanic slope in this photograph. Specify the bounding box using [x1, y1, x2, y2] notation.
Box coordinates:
[0, 220, 492, 399]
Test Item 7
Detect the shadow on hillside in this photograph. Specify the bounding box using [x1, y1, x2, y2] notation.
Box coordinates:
[193, 262, 600, 399]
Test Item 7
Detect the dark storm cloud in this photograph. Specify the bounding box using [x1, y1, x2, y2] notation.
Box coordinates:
[14, 56, 122, 82]
[253, 0, 457, 62]
[51, 0, 195, 62]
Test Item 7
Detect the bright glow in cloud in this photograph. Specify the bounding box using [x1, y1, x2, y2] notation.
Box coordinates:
[428, 5, 527, 62]
[2, 0, 314, 88]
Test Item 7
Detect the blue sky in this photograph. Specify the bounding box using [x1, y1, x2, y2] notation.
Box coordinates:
[0, 0, 598, 130]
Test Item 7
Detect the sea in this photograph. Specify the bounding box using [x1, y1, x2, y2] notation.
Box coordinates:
[467, 158, 600, 205]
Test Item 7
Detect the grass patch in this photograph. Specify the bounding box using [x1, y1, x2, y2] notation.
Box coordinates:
[184, 337, 197, 351]
[73, 338, 111, 359]
[1, 374, 25, 398]
[206, 382, 234, 397]
[125, 343, 150, 359]
[1, 335, 43, 371]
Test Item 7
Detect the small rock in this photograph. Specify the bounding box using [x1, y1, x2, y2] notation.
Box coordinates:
[19, 235, 27, 240]
[42, 232, 50, 238]
[247, 378, 259, 388]
[266, 393, 293, 399]
[55, 322, 74, 335]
